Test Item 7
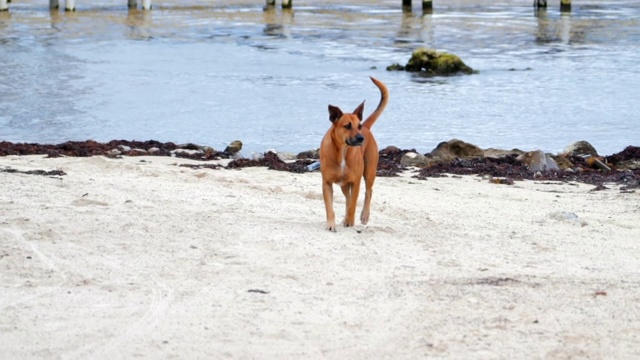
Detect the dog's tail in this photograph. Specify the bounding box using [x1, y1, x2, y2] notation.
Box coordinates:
[362, 76, 389, 130]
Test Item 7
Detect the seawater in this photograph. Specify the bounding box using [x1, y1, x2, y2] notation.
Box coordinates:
[1, 0, 639, 156]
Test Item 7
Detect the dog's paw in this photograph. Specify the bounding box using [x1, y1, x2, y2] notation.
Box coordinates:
[342, 218, 355, 227]
[326, 222, 337, 232]
[360, 209, 370, 225]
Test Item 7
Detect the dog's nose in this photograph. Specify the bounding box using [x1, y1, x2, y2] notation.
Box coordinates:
[346, 134, 365, 146]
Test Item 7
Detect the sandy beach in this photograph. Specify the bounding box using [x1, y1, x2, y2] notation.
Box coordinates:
[1, 154, 639, 359]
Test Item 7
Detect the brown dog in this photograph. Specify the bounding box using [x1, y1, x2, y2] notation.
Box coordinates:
[319, 77, 389, 231]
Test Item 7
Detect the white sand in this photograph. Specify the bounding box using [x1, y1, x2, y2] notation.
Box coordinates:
[1, 154, 639, 359]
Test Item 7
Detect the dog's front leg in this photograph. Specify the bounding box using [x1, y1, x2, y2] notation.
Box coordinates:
[322, 181, 337, 231]
[340, 183, 351, 226]
[342, 181, 360, 227]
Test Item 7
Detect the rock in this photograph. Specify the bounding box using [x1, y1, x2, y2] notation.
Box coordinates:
[277, 152, 297, 162]
[549, 154, 574, 170]
[172, 149, 203, 156]
[126, 148, 148, 156]
[148, 147, 161, 154]
[616, 160, 640, 170]
[430, 139, 483, 162]
[382, 145, 401, 153]
[386, 63, 405, 71]
[386, 48, 475, 76]
[585, 157, 611, 172]
[259, 149, 296, 162]
[224, 140, 243, 154]
[117, 145, 131, 152]
[377, 146, 415, 175]
[400, 152, 431, 167]
[562, 141, 598, 157]
[179, 143, 200, 150]
[296, 149, 319, 160]
[517, 150, 559, 172]
[483, 148, 524, 159]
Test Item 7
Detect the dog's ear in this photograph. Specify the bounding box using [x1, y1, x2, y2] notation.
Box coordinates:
[353, 101, 365, 121]
[328, 105, 343, 123]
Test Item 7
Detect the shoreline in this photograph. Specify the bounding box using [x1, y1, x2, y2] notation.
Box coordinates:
[1, 154, 639, 358]
[1, 138, 638, 158]
[1, 139, 639, 190]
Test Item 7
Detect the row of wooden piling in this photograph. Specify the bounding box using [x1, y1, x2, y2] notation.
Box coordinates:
[0, 0, 573, 12]
[532, 0, 572, 12]
[0, 0, 152, 11]
[405, 0, 571, 12]
[266, 0, 571, 12]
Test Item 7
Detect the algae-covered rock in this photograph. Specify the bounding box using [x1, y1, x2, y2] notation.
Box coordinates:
[387, 48, 475, 76]
[562, 140, 598, 157]
[224, 140, 243, 154]
[430, 139, 483, 162]
[517, 150, 559, 173]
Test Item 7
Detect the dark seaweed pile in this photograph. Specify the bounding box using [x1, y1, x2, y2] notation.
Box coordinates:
[0, 140, 175, 157]
[228, 152, 313, 173]
[0, 140, 227, 161]
[605, 146, 640, 164]
[1, 140, 638, 189]
[413, 154, 640, 190]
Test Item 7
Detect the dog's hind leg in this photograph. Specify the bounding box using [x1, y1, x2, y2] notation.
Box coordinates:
[361, 153, 379, 225]
[360, 179, 373, 225]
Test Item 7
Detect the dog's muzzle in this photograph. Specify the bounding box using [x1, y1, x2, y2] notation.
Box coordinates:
[346, 134, 365, 146]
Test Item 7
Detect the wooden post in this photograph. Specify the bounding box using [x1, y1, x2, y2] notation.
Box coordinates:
[282, 0, 292, 9]
[560, 0, 571, 12]
[142, 0, 151, 10]
[533, 0, 547, 9]
[422, 0, 433, 12]
[50, 0, 59, 10]
[128, 0, 137, 9]
[0, 0, 8, 12]
[402, 0, 411, 12]
[65, 0, 75, 11]
[560, 11, 570, 42]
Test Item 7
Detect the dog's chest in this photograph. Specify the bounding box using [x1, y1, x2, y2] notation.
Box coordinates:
[330, 151, 362, 184]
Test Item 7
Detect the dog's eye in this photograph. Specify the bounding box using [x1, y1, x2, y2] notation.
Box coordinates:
[344, 123, 352, 130]
[358, 123, 363, 130]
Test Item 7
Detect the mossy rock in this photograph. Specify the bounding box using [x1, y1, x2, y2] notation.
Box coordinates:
[387, 48, 475, 76]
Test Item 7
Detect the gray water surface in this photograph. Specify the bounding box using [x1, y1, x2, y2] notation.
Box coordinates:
[1, 0, 639, 155]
